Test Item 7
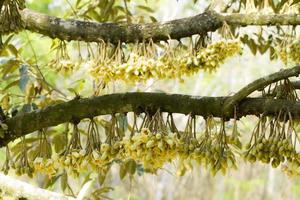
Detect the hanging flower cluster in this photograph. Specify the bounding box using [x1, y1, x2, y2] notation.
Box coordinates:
[0, 0, 25, 34]
[279, 40, 300, 65]
[3, 79, 300, 181]
[89, 40, 242, 83]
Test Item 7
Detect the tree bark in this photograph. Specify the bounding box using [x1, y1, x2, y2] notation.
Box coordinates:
[1, 92, 300, 147]
[20, 9, 300, 43]
[223, 65, 300, 114]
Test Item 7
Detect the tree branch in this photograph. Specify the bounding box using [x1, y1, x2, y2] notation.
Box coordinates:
[223, 65, 300, 114]
[19, 9, 300, 43]
[0, 173, 75, 200]
[1, 92, 300, 147]
[219, 12, 300, 26]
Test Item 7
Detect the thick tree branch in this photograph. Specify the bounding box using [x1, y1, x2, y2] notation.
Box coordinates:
[1, 92, 300, 147]
[19, 9, 300, 43]
[20, 9, 221, 43]
[223, 65, 300, 114]
[0, 173, 75, 200]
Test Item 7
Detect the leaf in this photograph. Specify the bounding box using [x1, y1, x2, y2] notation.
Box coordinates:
[149, 16, 157, 22]
[61, 171, 68, 191]
[3, 80, 19, 91]
[7, 44, 19, 57]
[247, 39, 257, 55]
[269, 46, 277, 60]
[3, 34, 14, 46]
[117, 113, 128, 137]
[1, 94, 10, 110]
[98, 173, 107, 185]
[119, 163, 127, 180]
[92, 187, 114, 200]
[0, 57, 20, 78]
[137, 5, 154, 13]
[258, 43, 270, 54]
[136, 164, 145, 176]
[52, 133, 67, 154]
[125, 159, 136, 175]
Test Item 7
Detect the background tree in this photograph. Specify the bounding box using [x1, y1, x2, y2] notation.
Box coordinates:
[1, 0, 300, 199]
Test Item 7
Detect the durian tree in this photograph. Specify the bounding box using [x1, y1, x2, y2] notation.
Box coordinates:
[1, 0, 300, 199]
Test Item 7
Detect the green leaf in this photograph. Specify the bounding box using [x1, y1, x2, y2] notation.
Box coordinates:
[98, 173, 107, 185]
[117, 113, 128, 137]
[125, 159, 136, 175]
[52, 133, 67, 154]
[7, 44, 19, 57]
[3, 34, 14, 46]
[0, 57, 20, 77]
[119, 163, 127, 180]
[61, 171, 68, 191]
[149, 16, 157, 22]
[137, 5, 154, 13]
[136, 164, 145, 176]
[247, 39, 257, 55]
[3, 80, 19, 91]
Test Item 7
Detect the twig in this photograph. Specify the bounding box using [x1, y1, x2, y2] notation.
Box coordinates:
[24, 31, 67, 98]
[223, 65, 300, 115]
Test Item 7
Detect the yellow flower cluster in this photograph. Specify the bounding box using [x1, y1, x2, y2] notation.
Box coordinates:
[59, 149, 87, 173]
[282, 158, 300, 177]
[48, 59, 79, 75]
[279, 41, 300, 65]
[187, 40, 242, 72]
[122, 128, 178, 173]
[176, 133, 239, 176]
[89, 143, 120, 169]
[33, 157, 58, 177]
[90, 40, 242, 83]
[245, 137, 296, 167]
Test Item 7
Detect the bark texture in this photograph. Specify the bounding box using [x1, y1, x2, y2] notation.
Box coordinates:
[1, 92, 300, 147]
[20, 9, 300, 43]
